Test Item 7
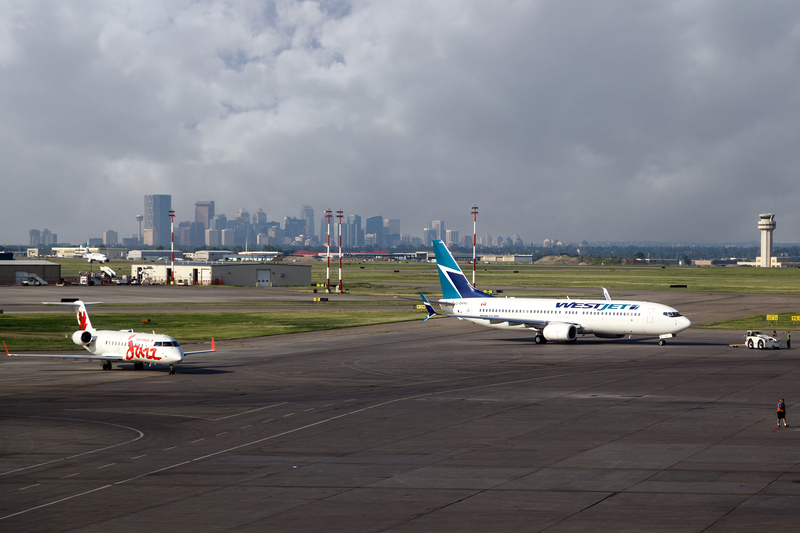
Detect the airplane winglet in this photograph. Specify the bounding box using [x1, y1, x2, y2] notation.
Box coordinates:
[3, 341, 9, 356]
[419, 293, 438, 322]
[603, 288, 611, 301]
[211, 338, 216, 351]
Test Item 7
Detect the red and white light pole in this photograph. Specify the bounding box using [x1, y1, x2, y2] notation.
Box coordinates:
[325, 209, 332, 293]
[169, 209, 175, 285]
[336, 210, 344, 293]
[471, 205, 478, 287]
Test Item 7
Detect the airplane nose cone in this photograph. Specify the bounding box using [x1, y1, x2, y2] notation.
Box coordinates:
[680, 317, 692, 330]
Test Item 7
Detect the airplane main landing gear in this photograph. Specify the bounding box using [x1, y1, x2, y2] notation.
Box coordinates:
[168, 364, 175, 375]
[134, 362, 144, 370]
[102, 361, 112, 370]
[534, 334, 547, 344]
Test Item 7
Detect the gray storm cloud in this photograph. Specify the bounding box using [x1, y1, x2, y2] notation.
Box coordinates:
[2, 0, 799, 245]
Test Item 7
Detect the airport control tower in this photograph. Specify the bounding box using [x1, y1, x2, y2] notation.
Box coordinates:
[758, 213, 776, 267]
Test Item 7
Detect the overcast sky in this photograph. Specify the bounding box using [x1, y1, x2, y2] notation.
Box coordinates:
[2, 0, 800, 246]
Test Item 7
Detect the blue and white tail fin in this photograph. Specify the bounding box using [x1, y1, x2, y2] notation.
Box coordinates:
[44, 300, 102, 331]
[418, 293, 439, 321]
[432, 240, 491, 299]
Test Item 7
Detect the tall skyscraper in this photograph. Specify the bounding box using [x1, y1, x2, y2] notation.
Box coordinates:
[430, 220, 445, 241]
[384, 219, 400, 247]
[195, 201, 215, 231]
[301, 205, 315, 239]
[144, 194, 172, 247]
[365, 215, 384, 248]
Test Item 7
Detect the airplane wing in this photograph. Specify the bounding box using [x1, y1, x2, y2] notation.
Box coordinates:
[183, 338, 216, 356]
[3, 342, 123, 361]
[440, 312, 552, 328]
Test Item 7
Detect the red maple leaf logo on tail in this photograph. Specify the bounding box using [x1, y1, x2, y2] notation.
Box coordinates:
[78, 311, 88, 330]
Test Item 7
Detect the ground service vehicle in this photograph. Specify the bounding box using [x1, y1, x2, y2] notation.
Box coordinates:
[745, 330, 781, 349]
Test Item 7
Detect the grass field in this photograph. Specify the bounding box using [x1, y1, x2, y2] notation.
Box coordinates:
[698, 312, 800, 331]
[0, 308, 423, 351]
[311, 261, 800, 295]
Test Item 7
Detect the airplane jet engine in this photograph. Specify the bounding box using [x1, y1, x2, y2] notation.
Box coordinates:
[72, 330, 94, 346]
[543, 323, 577, 342]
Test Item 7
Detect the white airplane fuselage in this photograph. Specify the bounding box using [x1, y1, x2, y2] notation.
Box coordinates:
[439, 297, 691, 338]
[78, 330, 184, 365]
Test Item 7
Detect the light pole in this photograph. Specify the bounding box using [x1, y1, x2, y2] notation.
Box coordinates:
[325, 209, 332, 293]
[336, 210, 344, 293]
[169, 209, 175, 284]
[471, 205, 478, 287]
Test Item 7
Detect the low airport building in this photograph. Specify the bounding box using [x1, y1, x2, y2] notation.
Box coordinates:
[130, 261, 311, 287]
[0, 260, 62, 285]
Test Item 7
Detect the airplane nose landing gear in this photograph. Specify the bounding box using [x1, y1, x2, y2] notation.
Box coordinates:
[168, 364, 175, 375]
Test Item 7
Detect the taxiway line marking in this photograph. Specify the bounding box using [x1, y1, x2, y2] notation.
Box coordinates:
[212, 402, 287, 421]
[0, 485, 112, 521]
[0, 417, 144, 478]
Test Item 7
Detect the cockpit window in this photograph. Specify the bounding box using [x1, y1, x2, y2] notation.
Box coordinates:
[663, 311, 682, 317]
[154, 341, 163, 346]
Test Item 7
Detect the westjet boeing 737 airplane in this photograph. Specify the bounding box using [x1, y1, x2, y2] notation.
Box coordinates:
[420, 240, 691, 345]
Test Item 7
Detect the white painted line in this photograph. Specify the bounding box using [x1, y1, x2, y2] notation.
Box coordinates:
[114, 461, 191, 486]
[216, 432, 229, 436]
[260, 419, 273, 424]
[344, 399, 356, 402]
[324, 403, 334, 407]
[304, 408, 314, 412]
[60, 473, 80, 479]
[283, 413, 294, 417]
[212, 402, 288, 421]
[239, 425, 252, 429]
[97, 463, 115, 469]
[19, 484, 40, 491]
[0, 417, 144, 478]
[162, 446, 177, 451]
[190, 438, 205, 443]
[0, 485, 112, 521]
[130, 454, 148, 460]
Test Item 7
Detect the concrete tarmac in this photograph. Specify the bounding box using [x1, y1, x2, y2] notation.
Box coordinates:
[1, 289, 800, 532]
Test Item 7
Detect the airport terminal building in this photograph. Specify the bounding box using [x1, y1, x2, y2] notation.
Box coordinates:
[130, 262, 311, 287]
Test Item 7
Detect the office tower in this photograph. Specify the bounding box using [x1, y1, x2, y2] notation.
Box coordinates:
[195, 201, 215, 231]
[301, 205, 315, 239]
[41, 229, 56, 246]
[209, 214, 227, 230]
[384, 219, 400, 247]
[341, 214, 363, 247]
[144, 194, 172, 247]
[365, 215, 384, 247]
[445, 230, 459, 246]
[252, 208, 267, 226]
[103, 230, 118, 246]
[29, 229, 41, 246]
[284, 217, 306, 239]
[430, 220, 445, 241]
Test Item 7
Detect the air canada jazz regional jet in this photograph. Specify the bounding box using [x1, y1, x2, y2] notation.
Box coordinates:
[3, 300, 215, 374]
[420, 240, 691, 345]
